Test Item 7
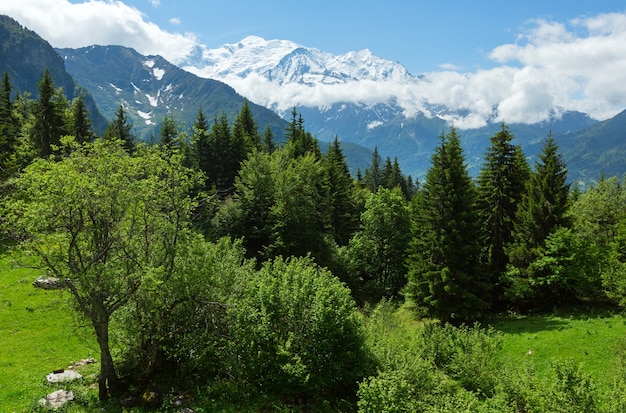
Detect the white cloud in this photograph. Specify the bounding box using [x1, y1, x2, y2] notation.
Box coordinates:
[0, 0, 197, 62]
[1, 1, 625, 127]
[149, 0, 160, 7]
[169, 17, 181, 25]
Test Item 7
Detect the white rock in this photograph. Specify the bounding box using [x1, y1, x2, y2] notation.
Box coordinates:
[39, 389, 74, 408]
[46, 369, 82, 383]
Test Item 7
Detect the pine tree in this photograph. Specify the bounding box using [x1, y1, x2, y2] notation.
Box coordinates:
[232, 98, 260, 152]
[324, 136, 358, 245]
[506, 134, 570, 306]
[70, 94, 94, 144]
[32, 68, 65, 157]
[407, 128, 488, 322]
[284, 108, 320, 159]
[262, 125, 275, 153]
[158, 115, 178, 151]
[103, 105, 135, 153]
[0, 71, 18, 180]
[363, 147, 383, 192]
[192, 107, 211, 185]
[477, 124, 529, 302]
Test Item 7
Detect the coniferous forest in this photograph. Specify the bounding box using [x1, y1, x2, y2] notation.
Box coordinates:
[2, 70, 626, 412]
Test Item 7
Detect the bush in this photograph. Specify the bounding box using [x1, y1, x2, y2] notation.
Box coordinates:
[420, 322, 504, 397]
[224, 255, 370, 399]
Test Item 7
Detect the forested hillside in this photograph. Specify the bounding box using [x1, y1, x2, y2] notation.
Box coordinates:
[1, 62, 626, 411]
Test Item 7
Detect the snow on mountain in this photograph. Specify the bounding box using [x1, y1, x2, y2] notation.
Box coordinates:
[183, 35, 413, 85]
[180, 36, 425, 119]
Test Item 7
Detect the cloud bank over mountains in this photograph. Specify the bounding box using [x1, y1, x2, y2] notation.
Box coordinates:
[2, 0, 626, 128]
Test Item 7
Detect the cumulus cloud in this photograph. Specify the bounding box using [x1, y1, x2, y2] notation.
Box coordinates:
[1, 1, 625, 127]
[190, 12, 626, 128]
[0, 0, 197, 62]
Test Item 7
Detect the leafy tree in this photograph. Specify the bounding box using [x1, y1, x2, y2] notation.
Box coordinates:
[231, 149, 276, 258]
[477, 124, 529, 303]
[348, 187, 411, 301]
[103, 105, 135, 153]
[3, 139, 200, 400]
[268, 151, 330, 261]
[505, 134, 570, 306]
[224, 255, 368, 398]
[407, 128, 488, 322]
[569, 176, 626, 300]
[31, 68, 65, 157]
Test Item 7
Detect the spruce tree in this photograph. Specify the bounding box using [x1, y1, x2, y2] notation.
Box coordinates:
[103, 105, 135, 153]
[232, 98, 260, 152]
[262, 125, 275, 153]
[70, 94, 94, 145]
[0, 71, 18, 180]
[192, 107, 211, 185]
[32, 68, 65, 157]
[407, 128, 488, 322]
[506, 134, 570, 306]
[324, 136, 358, 245]
[477, 124, 529, 302]
[363, 147, 383, 192]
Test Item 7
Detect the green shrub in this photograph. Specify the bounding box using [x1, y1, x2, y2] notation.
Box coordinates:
[420, 322, 504, 397]
[224, 255, 369, 399]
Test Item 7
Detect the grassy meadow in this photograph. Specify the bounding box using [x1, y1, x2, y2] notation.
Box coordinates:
[1, 250, 625, 412]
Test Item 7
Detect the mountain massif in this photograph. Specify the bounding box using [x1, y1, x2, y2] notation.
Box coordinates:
[57, 45, 289, 141]
[1, 15, 624, 183]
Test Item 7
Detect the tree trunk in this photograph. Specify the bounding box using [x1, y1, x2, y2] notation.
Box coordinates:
[93, 315, 121, 401]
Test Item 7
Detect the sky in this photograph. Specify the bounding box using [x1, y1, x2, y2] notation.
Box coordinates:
[2, 0, 626, 126]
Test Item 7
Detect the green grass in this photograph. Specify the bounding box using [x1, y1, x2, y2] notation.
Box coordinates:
[1, 250, 625, 411]
[0, 253, 99, 412]
[488, 308, 626, 387]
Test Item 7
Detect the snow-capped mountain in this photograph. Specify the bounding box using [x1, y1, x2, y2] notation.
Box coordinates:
[183, 36, 413, 87]
[181, 36, 597, 179]
[58, 45, 288, 140]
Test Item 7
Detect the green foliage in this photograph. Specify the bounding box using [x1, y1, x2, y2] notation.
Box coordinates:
[477, 124, 529, 300]
[347, 188, 411, 301]
[3, 138, 201, 399]
[112, 236, 254, 381]
[31, 68, 66, 157]
[224, 256, 369, 399]
[102, 104, 135, 153]
[420, 322, 504, 397]
[407, 128, 488, 322]
[506, 135, 571, 308]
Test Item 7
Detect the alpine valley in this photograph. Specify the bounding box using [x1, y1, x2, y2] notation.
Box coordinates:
[1, 14, 623, 183]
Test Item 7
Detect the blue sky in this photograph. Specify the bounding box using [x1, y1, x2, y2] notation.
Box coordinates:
[94, 0, 625, 75]
[2, 0, 626, 125]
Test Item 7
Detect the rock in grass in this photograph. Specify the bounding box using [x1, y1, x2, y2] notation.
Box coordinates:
[39, 389, 74, 408]
[46, 369, 82, 383]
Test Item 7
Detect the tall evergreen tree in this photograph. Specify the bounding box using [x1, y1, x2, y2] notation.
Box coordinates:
[103, 105, 135, 153]
[477, 124, 529, 302]
[32, 68, 65, 157]
[363, 147, 383, 192]
[407, 128, 488, 322]
[262, 125, 275, 153]
[192, 107, 211, 185]
[70, 94, 94, 144]
[158, 115, 179, 152]
[284, 108, 320, 159]
[324, 136, 358, 245]
[506, 134, 570, 306]
[0, 71, 18, 180]
[232, 98, 260, 152]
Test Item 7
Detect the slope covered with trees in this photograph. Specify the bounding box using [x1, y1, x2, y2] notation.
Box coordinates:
[1, 61, 626, 411]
